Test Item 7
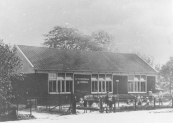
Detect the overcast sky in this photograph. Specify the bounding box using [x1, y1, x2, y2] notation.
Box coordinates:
[0, 0, 173, 65]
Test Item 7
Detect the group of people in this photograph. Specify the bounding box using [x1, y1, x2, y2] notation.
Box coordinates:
[78, 90, 165, 113]
[79, 92, 115, 113]
[135, 90, 164, 107]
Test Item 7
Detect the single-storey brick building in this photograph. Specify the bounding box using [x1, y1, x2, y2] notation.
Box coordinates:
[15, 45, 157, 100]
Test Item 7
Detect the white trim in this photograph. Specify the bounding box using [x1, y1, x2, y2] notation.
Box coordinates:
[74, 72, 91, 75]
[128, 92, 147, 94]
[15, 45, 34, 68]
[113, 73, 128, 76]
[49, 92, 72, 94]
[91, 92, 113, 94]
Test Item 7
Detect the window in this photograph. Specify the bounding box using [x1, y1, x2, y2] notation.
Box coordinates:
[48, 73, 73, 94]
[128, 75, 147, 93]
[49, 80, 56, 92]
[91, 74, 98, 92]
[48, 73, 57, 92]
[91, 74, 112, 93]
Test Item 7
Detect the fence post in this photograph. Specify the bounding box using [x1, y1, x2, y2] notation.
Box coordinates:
[86, 100, 87, 113]
[114, 99, 116, 113]
[48, 97, 50, 112]
[58, 91, 60, 113]
[30, 98, 32, 116]
[112, 96, 116, 113]
[154, 97, 155, 109]
[46, 98, 48, 109]
[71, 92, 76, 114]
[100, 98, 103, 113]
[7, 102, 9, 116]
[134, 99, 136, 110]
[17, 97, 18, 115]
[35, 98, 37, 110]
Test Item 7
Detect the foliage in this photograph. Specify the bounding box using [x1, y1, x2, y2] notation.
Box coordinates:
[159, 57, 173, 93]
[91, 30, 114, 51]
[43, 26, 114, 51]
[0, 40, 22, 103]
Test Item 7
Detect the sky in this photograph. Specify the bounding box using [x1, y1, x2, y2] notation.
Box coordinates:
[0, 0, 173, 65]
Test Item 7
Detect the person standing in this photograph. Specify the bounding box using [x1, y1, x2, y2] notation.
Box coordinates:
[158, 91, 163, 106]
[79, 98, 84, 107]
[83, 96, 87, 113]
[149, 91, 153, 104]
[105, 91, 109, 113]
[108, 97, 113, 113]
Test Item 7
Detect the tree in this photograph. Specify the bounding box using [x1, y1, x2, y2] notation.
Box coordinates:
[43, 26, 114, 51]
[91, 30, 114, 51]
[43, 26, 90, 50]
[0, 40, 22, 104]
[159, 57, 173, 94]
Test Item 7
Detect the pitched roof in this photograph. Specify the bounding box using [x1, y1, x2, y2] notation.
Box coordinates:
[17, 45, 156, 74]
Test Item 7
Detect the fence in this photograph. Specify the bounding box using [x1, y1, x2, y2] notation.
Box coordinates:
[1, 94, 173, 121]
[75, 94, 173, 113]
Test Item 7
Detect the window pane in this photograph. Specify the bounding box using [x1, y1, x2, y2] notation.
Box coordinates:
[92, 74, 98, 81]
[99, 74, 105, 81]
[52, 81, 56, 92]
[102, 81, 105, 92]
[128, 81, 133, 92]
[134, 75, 140, 81]
[109, 81, 112, 92]
[49, 81, 53, 92]
[135, 82, 138, 92]
[99, 81, 102, 92]
[66, 73, 73, 80]
[66, 80, 72, 92]
[106, 74, 112, 81]
[92, 81, 98, 92]
[95, 81, 98, 92]
[58, 81, 61, 92]
[106, 81, 109, 92]
[92, 81, 94, 92]
[141, 82, 146, 92]
[141, 75, 146, 81]
[106, 81, 112, 92]
[58, 73, 65, 80]
[49, 73, 57, 80]
[62, 80, 65, 92]
[128, 75, 134, 81]
[138, 82, 140, 92]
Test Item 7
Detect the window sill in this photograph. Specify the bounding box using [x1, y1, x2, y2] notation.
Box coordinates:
[49, 92, 72, 94]
[91, 92, 113, 94]
[128, 92, 146, 93]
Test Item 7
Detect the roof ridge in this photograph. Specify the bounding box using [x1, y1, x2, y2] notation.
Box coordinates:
[17, 44, 136, 55]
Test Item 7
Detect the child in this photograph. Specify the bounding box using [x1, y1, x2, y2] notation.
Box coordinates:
[83, 96, 87, 113]
[145, 97, 150, 109]
[79, 98, 84, 107]
[158, 91, 163, 106]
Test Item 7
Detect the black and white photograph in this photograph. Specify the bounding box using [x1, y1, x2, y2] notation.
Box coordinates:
[0, 0, 173, 122]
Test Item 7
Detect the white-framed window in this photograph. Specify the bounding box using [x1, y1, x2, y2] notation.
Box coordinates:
[48, 73, 73, 94]
[91, 74, 113, 93]
[128, 75, 147, 93]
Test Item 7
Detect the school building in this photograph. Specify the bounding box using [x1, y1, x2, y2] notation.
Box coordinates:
[15, 45, 157, 100]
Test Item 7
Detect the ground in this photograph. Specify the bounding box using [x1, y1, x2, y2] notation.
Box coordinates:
[4, 108, 173, 123]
